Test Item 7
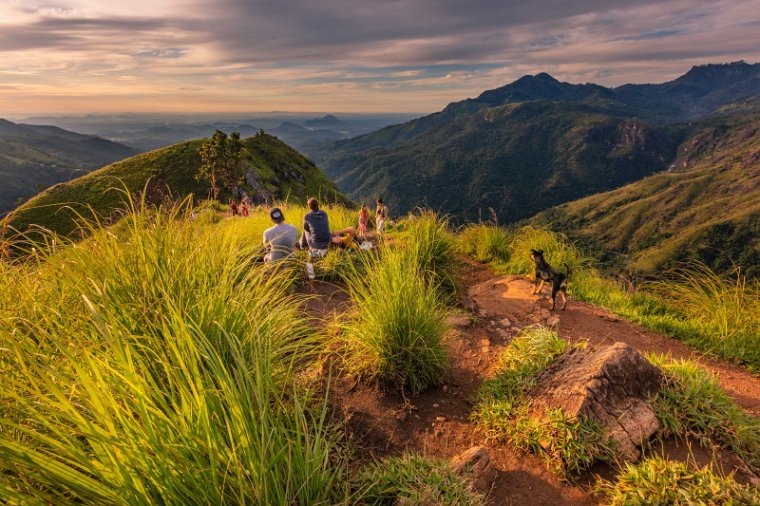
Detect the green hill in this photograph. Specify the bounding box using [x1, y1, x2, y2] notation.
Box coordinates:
[317, 100, 681, 222]
[3, 132, 349, 240]
[0, 118, 137, 215]
[532, 117, 760, 277]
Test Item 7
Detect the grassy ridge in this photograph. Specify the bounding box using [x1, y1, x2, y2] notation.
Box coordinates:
[3, 132, 349, 242]
[533, 119, 760, 278]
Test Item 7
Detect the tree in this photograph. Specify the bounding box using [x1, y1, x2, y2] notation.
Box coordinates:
[196, 130, 249, 200]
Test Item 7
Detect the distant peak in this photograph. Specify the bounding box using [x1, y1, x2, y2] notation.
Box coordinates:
[534, 72, 559, 82]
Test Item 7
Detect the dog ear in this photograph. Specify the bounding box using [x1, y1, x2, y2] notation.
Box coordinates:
[537, 249, 543, 255]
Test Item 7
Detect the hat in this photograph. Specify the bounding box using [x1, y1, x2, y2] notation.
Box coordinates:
[270, 207, 285, 223]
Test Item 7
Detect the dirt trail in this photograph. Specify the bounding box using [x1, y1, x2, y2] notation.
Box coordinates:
[304, 258, 759, 505]
[467, 269, 760, 417]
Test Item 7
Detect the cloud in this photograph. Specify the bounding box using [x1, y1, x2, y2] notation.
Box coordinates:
[0, 0, 758, 114]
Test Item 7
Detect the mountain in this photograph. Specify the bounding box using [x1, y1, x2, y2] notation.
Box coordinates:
[313, 62, 760, 223]
[304, 114, 347, 129]
[0, 119, 137, 215]
[3, 132, 349, 240]
[269, 122, 345, 152]
[532, 115, 760, 278]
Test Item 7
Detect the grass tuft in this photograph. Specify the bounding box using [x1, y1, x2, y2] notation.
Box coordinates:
[599, 457, 760, 505]
[647, 355, 760, 473]
[353, 454, 484, 505]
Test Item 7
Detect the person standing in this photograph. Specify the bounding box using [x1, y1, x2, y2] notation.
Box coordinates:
[299, 198, 332, 257]
[262, 207, 298, 263]
[357, 204, 370, 238]
[230, 199, 239, 216]
[375, 198, 388, 237]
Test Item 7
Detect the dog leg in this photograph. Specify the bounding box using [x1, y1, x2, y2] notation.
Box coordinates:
[534, 279, 545, 295]
[560, 291, 567, 310]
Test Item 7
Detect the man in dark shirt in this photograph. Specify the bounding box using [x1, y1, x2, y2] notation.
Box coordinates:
[300, 198, 332, 256]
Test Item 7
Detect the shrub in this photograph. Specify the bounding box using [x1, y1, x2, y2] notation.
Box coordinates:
[400, 210, 457, 296]
[600, 458, 760, 505]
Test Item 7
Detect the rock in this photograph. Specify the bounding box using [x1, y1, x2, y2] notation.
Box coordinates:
[499, 317, 512, 328]
[546, 315, 560, 328]
[449, 446, 496, 492]
[460, 295, 477, 313]
[447, 315, 472, 328]
[528, 342, 664, 461]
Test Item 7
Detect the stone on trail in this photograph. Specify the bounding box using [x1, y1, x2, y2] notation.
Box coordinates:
[447, 315, 472, 328]
[527, 342, 664, 461]
[449, 446, 496, 492]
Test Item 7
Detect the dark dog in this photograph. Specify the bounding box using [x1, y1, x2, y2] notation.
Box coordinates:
[530, 249, 570, 310]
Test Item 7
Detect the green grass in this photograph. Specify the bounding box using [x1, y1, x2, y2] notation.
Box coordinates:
[456, 223, 511, 267]
[353, 454, 484, 505]
[398, 210, 458, 296]
[647, 355, 760, 474]
[0, 197, 352, 504]
[339, 244, 450, 394]
[599, 457, 760, 505]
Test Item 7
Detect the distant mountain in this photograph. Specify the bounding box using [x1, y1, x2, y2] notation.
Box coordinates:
[270, 121, 345, 153]
[532, 115, 760, 278]
[3, 132, 349, 240]
[304, 114, 347, 129]
[0, 119, 136, 215]
[313, 62, 760, 223]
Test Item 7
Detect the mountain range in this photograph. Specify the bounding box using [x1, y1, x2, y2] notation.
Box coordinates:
[0, 119, 136, 215]
[312, 62, 760, 224]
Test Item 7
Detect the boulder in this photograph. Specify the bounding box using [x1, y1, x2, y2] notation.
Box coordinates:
[528, 342, 663, 461]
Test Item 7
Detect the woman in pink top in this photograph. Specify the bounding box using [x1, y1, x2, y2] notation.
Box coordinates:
[357, 204, 370, 238]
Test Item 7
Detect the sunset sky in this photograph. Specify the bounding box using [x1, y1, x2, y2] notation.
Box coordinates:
[1, 0, 759, 116]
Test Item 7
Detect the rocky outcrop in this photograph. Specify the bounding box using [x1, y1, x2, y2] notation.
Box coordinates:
[528, 342, 663, 461]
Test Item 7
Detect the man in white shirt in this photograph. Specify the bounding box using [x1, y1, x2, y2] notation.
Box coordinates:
[262, 207, 298, 262]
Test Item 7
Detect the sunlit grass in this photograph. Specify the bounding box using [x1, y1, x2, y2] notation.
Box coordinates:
[0, 196, 351, 504]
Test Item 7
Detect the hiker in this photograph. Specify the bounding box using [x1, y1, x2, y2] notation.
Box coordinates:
[230, 199, 239, 216]
[240, 200, 250, 217]
[357, 204, 369, 238]
[262, 207, 298, 263]
[299, 198, 332, 257]
[375, 198, 388, 237]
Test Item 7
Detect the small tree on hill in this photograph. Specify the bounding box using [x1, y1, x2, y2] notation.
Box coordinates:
[197, 130, 249, 200]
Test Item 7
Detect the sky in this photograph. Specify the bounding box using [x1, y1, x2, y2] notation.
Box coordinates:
[1, 0, 759, 116]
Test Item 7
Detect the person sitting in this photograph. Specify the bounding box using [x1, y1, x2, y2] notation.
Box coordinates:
[299, 198, 332, 257]
[262, 207, 298, 263]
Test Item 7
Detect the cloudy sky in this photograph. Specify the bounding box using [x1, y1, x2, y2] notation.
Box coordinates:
[1, 0, 758, 116]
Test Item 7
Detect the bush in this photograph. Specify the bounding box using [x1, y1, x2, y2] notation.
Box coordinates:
[600, 458, 760, 505]
[354, 454, 483, 505]
[400, 210, 457, 296]
[340, 245, 449, 394]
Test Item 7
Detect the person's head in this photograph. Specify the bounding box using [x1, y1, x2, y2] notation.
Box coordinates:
[376, 198, 383, 205]
[307, 197, 319, 211]
[270, 207, 285, 224]
[361, 204, 367, 211]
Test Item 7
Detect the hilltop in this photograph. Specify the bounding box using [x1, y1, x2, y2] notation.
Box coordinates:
[0, 118, 136, 215]
[3, 132, 349, 240]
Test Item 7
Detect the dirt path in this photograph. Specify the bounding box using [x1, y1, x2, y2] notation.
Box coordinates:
[303, 258, 760, 505]
[466, 265, 760, 417]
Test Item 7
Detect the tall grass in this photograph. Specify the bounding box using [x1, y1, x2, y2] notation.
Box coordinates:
[398, 210, 457, 296]
[0, 197, 351, 504]
[456, 223, 511, 267]
[501, 226, 588, 276]
[648, 263, 760, 366]
[340, 245, 449, 395]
